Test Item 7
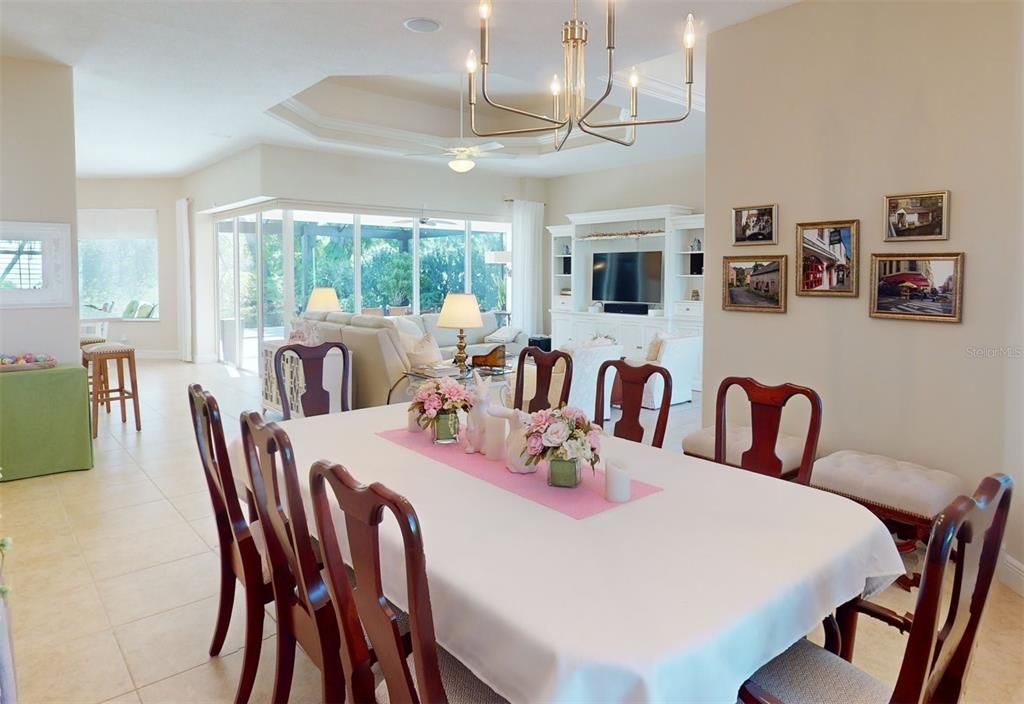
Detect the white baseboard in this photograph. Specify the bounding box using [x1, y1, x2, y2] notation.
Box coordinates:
[135, 349, 179, 360]
[998, 553, 1024, 596]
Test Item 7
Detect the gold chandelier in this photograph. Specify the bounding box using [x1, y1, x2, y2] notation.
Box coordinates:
[465, 0, 696, 150]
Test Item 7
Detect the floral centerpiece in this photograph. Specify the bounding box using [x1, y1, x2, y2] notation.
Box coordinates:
[522, 407, 602, 488]
[409, 377, 474, 444]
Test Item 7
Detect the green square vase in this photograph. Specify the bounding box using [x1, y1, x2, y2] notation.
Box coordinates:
[432, 411, 459, 445]
[547, 458, 580, 488]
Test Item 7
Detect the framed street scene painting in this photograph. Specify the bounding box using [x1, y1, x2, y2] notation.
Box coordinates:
[869, 253, 963, 323]
[796, 220, 859, 297]
[722, 255, 787, 313]
[884, 191, 949, 241]
[732, 204, 778, 245]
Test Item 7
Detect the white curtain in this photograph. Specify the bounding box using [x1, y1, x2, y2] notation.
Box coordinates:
[175, 198, 193, 362]
[511, 200, 545, 335]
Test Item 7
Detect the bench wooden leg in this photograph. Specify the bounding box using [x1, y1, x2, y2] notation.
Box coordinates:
[128, 352, 141, 431]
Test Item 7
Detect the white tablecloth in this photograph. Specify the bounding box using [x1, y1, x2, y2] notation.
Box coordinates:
[228, 405, 904, 704]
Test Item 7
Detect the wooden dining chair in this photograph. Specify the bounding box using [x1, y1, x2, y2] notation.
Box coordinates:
[240, 411, 344, 703]
[310, 461, 507, 704]
[714, 376, 823, 485]
[512, 346, 572, 412]
[595, 360, 672, 448]
[188, 385, 271, 704]
[739, 473, 1013, 704]
[273, 341, 351, 420]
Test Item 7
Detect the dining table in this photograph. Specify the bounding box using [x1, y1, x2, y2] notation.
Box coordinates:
[228, 404, 905, 704]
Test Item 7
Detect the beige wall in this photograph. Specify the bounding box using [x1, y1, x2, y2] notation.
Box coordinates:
[0, 58, 79, 363]
[704, 2, 1023, 563]
[76, 178, 184, 354]
[545, 154, 705, 226]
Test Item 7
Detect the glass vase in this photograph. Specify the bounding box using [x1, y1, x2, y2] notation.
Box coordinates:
[432, 410, 459, 445]
[547, 458, 580, 488]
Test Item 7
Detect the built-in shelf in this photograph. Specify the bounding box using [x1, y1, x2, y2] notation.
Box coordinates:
[554, 273, 572, 277]
[555, 254, 571, 258]
[679, 274, 705, 278]
[677, 250, 705, 255]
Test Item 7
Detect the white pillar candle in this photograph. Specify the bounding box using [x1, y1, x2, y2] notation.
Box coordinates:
[407, 408, 422, 432]
[605, 462, 631, 503]
[484, 415, 506, 460]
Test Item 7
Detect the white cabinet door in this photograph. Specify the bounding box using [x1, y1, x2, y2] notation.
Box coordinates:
[617, 322, 645, 357]
[571, 319, 597, 346]
[550, 315, 570, 348]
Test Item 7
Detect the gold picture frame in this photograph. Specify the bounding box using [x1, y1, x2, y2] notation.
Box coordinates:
[884, 191, 950, 241]
[796, 220, 859, 297]
[722, 255, 787, 313]
[869, 253, 963, 323]
[732, 204, 778, 245]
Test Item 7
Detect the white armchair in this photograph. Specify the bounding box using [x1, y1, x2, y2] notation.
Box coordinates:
[624, 333, 699, 409]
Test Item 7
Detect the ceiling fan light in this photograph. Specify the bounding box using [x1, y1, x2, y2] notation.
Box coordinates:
[448, 158, 476, 173]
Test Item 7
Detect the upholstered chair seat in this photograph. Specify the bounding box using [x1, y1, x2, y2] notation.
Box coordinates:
[376, 647, 507, 704]
[683, 426, 806, 474]
[746, 639, 892, 704]
[79, 334, 107, 346]
[81, 341, 137, 357]
[811, 451, 964, 520]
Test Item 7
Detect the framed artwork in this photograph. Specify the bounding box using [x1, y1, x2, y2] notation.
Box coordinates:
[884, 191, 949, 241]
[869, 253, 963, 323]
[732, 204, 778, 245]
[796, 220, 859, 297]
[0, 221, 73, 309]
[722, 255, 787, 313]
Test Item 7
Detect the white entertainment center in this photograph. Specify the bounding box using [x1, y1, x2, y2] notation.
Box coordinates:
[547, 205, 705, 390]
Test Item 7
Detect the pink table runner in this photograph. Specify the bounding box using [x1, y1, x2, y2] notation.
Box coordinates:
[377, 428, 662, 520]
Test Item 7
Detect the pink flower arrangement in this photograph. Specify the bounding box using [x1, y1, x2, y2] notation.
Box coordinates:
[522, 406, 602, 467]
[409, 378, 474, 429]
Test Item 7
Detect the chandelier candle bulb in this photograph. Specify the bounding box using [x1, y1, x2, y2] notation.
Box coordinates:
[479, 0, 491, 20]
[466, 50, 478, 74]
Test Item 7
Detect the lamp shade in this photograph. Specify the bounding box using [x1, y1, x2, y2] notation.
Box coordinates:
[484, 250, 512, 265]
[305, 287, 341, 312]
[437, 293, 483, 329]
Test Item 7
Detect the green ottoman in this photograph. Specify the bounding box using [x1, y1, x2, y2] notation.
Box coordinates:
[0, 364, 93, 481]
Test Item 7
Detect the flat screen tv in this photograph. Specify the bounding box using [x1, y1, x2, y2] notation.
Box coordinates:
[591, 251, 663, 304]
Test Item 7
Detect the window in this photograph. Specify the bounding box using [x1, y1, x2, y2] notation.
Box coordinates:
[216, 219, 237, 365]
[293, 210, 355, 314]
[261, 210, 285, 343]
[0, 239, 43, 290]
[471, 220, 511, 312]
[418, 219, 466, 313]
[360, 215, 412, 313]
[78, 209, 159, 318]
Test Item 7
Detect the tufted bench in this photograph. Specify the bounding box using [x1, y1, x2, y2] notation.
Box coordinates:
[811, 450, 965, 588]
[682, 426, 809, 479]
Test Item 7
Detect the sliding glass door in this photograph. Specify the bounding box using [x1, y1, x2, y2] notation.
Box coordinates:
[215, 205, 510, 369]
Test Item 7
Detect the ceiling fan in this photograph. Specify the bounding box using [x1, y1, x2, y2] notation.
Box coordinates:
[394, 208, 461, 228]
[404, 81, 513, 173]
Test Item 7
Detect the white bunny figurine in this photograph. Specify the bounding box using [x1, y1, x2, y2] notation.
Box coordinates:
[487, 403, 533, 473]
[464, 370, 492, 454]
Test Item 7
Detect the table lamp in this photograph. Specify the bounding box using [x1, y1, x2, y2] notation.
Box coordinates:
[437, 293, 483, 372]
[305, 287, 340, 313]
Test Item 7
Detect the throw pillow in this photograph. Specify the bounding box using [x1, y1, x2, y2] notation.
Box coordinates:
[647, 332, 672, 361]
[392, 316, 422, 339]
[484, 325, 521, 344]
[407, 333, 443, 367]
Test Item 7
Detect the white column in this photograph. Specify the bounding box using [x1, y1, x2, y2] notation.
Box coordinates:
[352, 215, 362, 313]
[282, 209, 295, 324]
[412, 221, 421, 315]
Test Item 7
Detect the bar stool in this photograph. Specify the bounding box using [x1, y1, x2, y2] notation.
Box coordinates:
[82, 342, 141, 438]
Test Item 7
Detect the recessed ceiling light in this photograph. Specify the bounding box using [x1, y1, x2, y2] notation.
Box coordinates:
[404, 17, 442, 33]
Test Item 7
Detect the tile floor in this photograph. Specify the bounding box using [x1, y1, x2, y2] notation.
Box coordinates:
[0, 360, 1020, 703]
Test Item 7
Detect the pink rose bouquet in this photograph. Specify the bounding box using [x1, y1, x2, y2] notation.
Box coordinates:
[522, 406, 602, 468]
[408, 377, 474, 430]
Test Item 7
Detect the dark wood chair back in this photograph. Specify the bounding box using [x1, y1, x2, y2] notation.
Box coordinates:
[714, 376, 823, 484]
[310, 461, 448, 704]
[240, 411, 343, 698]
[273, 341, 351, 419]
[187, 384, 260, 570]
[513, 346, 572, 412]
[893, 474, 1013, 703]
[595, 360, 672, 448]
